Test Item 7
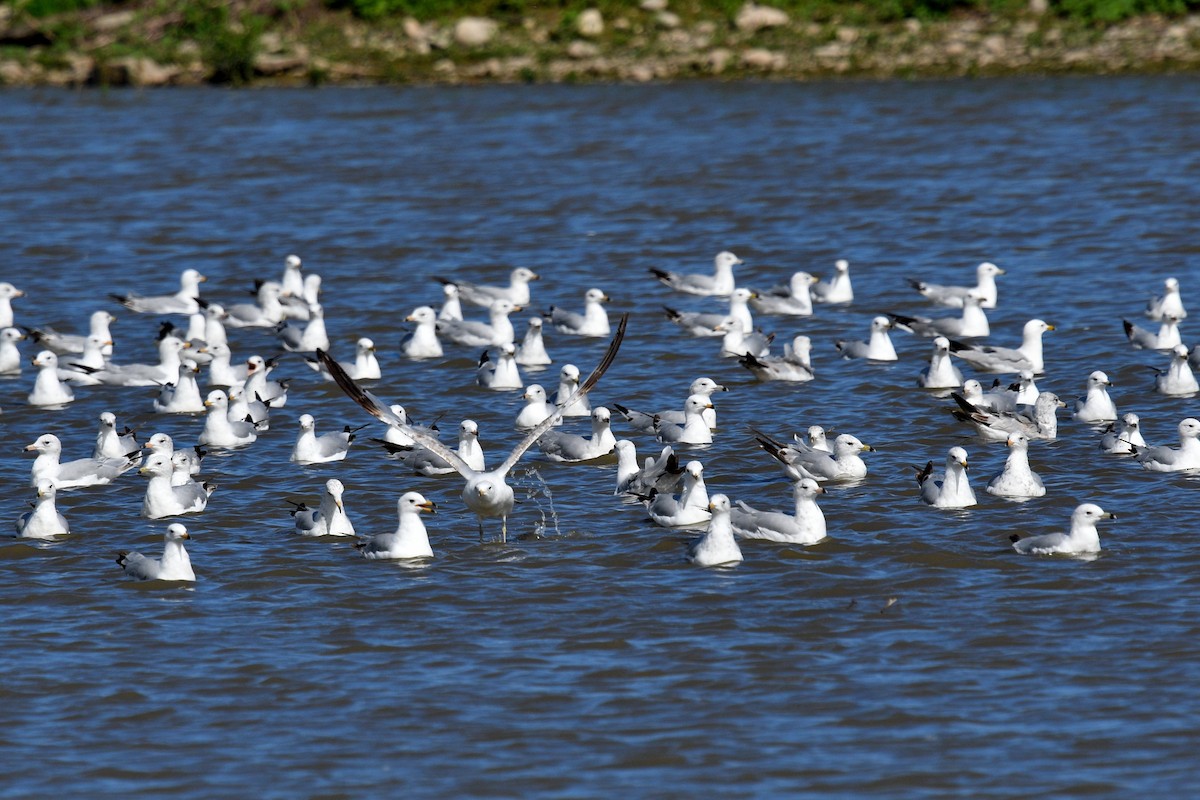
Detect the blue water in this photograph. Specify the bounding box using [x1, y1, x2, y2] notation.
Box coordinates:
[1, 78, 1199, 797]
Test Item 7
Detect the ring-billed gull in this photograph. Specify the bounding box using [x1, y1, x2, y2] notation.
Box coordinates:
[227, 385, 275, 431]
[613, 377, 725, 432]
[651, 395, 714, 445]
[111, 269, 205, 315]
[916, 446, 976, 508]
[357, 492, 436, 560]
[437, 266, 539, 308]
[646, 459, 711, 527]
[317, 315, 627, 541]
[438, 283, 464, 322]
[538, 406, 617, 462]
[1011, 503, 1113, 556]
[1124, 315, 1182, 351]
[960, 378, 1018, 413]
[986, 432, 1045, 498]
[153, 360, 205, 415]
[952, 391, 1064, 441]
[1134, 417, 1200, 472]
[0, 327, 25, 375]
[1099, 412, 1146, 455]
[383, 419, 485, 476]
[197, 390, 258, 448]
[26, 433, 136, 489]
[275, 303, 330, 353]
[835, 316, 897, 361]
[79, 335, 187, 387]
[1154, 344, 1199, 396]
[400, 307, 444, 359]
[291, 413, 359, 465]
[1146, 276, 1187, 321]
[731, 478, 826, 545]
[664, 288, 756, 337]
[27, 351, 75, 406]
[515, 384, 558, 430]
[476, 344, 523, 391]
[14, 481, 70, 539]
[1073, 370, 1118, 423]
[651, 251, 741, 297]
[686, 495, 743, 567]
[225, 282, 285, 328]
[795, 425, 831, 453]
[614, 441, 682, 497]
[890, 292, 990, 339]
[205, 343, 250, 389]
[547, 287, 611, 337]
[30, 309, 116, 356]
[0, 281, 23, 328]
[282, 273, 323, 321]
[907, 261, 1005, 308]
[714, 317, 772, 358]
[739, 335, 814, 383]
[515, 317, 552, 366]
[116, 523, 196, 581]
[754, 428, 874, 482]
[139, 452, 213, 519]
[147, 433, 203, 485]
[307, 337, 380, 381]
[242, 356, 289, 408]
[917, 336, 964, 389]
[280, 254, 305, 298]
[948, 319, 1054, 374]
[93, 411, 140, 461]
[436, 298, 519, 348]
[292, 478, 356, 537]
[555, 364, 590, 417]
[750, 272, 817, 316]
[812, 259, 853, 304]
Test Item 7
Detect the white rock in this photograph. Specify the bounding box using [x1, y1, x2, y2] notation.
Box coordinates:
[454, 17, 499, 47]
[577, 8, 604, 38]
[735, 3, 789, 32]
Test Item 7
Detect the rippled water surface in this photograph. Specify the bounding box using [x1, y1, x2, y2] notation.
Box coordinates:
[2, 78, 1199, 797]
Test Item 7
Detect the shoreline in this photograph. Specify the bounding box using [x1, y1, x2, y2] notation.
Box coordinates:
[2, 2, 1198, 87]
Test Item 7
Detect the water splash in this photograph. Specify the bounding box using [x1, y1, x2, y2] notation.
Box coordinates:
[515, 466, 561, 538]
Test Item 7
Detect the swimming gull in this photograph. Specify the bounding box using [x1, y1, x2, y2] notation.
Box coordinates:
[0, 326, 24, 375]
[714, 317, 772, 358]
[731, 478, 827, 545]
[750, 271, 817, 316]
[291, 413, 359, 465]
[93, 411, 140, 461]
[514, 384, 559, 430]
[275, 303, 330, 353]
[537, 406, 617, 462]
[225, 281, 285, 328]
[754, 429, 874, 482]
[476, 343, 523, 391]
[986, 432, 1045, 498]
[547, 287, 611, 337]
[437, 283, 464, 322]
[1154, 344, 1199, 396]
[0, 282, 24, 328]
[686, 495, 743, 567]
[515, 317, 552, 367]
[1124, 315, 1182, 351]
[835, 316, 897, 361]
[26, 433, 136, 489]
[146, 432, 203, 485]
[307, 337, 380, 381]
[27, 351, 76, 406]
[1011, 503, 1113, 556]
[436, 298, 519, 348]
[139, 452, 213, 518]
[948, 319, 1054, 374]
[811, 259, 853, 304]
[907, 261, 1005, 308]
[29, 309, 116, 356]
[952, 391, 1065, 442]
[916, 446, 976, 508]
[292, 478, 356, 537]
[77, 335, 187, 387]
[382, 419, 486, 476]
[437, 266, 539, 308]
[663, 287, 756, 337]
[14, 481, 70, 539]
[917, 336, 964, 389]
[1145, 276, 1187, 321]
[890, 292, 990, 339]
[357, 492, 437, 560]
[153, 360, 205, 415]
[646, 459, 711, 528]
[1099, 412, 1146, 455]
[116, 523, 196, 581]
[739, 335, 814, 383]
[111, 269, 205, 315]
[400, 306, 444, 359]
[1134, 417, 1200, 472]
[614, 441, 682, 497]
[651, 395, 714, 445]
[555, 364, 590, 417]
[650, 251, 741, 297]
[1072, 370, 1118, 423]
[197, 390, 258, 448]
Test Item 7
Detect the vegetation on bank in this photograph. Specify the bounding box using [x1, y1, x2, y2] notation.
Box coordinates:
[1, 0, 1198, 85]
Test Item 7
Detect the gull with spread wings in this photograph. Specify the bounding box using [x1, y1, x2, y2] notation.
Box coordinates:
[317, 314, 628, 542]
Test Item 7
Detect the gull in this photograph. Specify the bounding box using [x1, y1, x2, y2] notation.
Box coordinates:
[731, 478, 827, 545]
[280, 254, 306, 298]
[538, 407, 617, 462]
[139, 452, 213, 518]
[652, 395, 714, 445]
[750, 272, 817, 316]
[714, 317, 772, 358]
[0, 281, 25, 327]
[650, 251, 741, 297]
[400, 306, 443, 359]
[306, 337, 381, 381]
[1099, 412, 1146, 455]
[243, 355, 289, 408]
[92, 411, 139, 461]
[291, 478, 356, 537]
[27, 351, 75, 406]
[1146, 276, 1186, 321]
[58, 334, 114, 384]
[357, 492, 437, 560]
[907, 261, 1005, 308]
[960, 378, 1019, 413]
[889, 292, 990, 339]
[281, 274, 322, 321]
[811, 259, 853, 304]
[0, 326, 25, 375]
[547, 287, 611, 337]
[948, 319, 1054, 374]
[555, 364, 590, 417]
[205, 343, 250, 389]
[952, 391, 1065, 441]
[1073, 370, 1118, 423]
[1134, 417, 1200, 472]
[1124, 315, 1182, 351]
[291, 413, 359, 465]
[14, 481, 71, 539]
[614, 441, 682, 497]
[26, 433, 135, 489]
[227, 385, 275, 430]
[753, 429, 874, 482]
[835, 316, 897, 361]
[438, 283, 464, 322]
[115, 523, 196, 581]
[383, 419, 486, 476]
[663, 287, 756, 337]
[514, 384, 558, 430]
[476, 344, 523, 391]
[197, 390, 258, 448]
[987, 432, 1045, 498]
[794, 425, 831, 453]
[1155, 344, 1199, 396]
[77, 335, 187, 387]
[201, 304, 229, 350]
[29, 309, 116, 356]
[275, 303, 329, 352]
[436, 298, 519, 348]
[917, 336, 964, 389]
[1011, 503, 1114, 556]
[739, 335, 814, 383]
[686, 495, 743, 567]
[515, 317, 552, 367]
[153, 359, 205, 414]
[437, 266, 539, 308]
[146, 432, 203, 485]
[316, 315, 627, 541]
[916, 446, 976, 508]
[225, 281, 285, 328]
[612, 378, 726, 433]
[646, 459, 711, 528]
[111, 268, 205, 315]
